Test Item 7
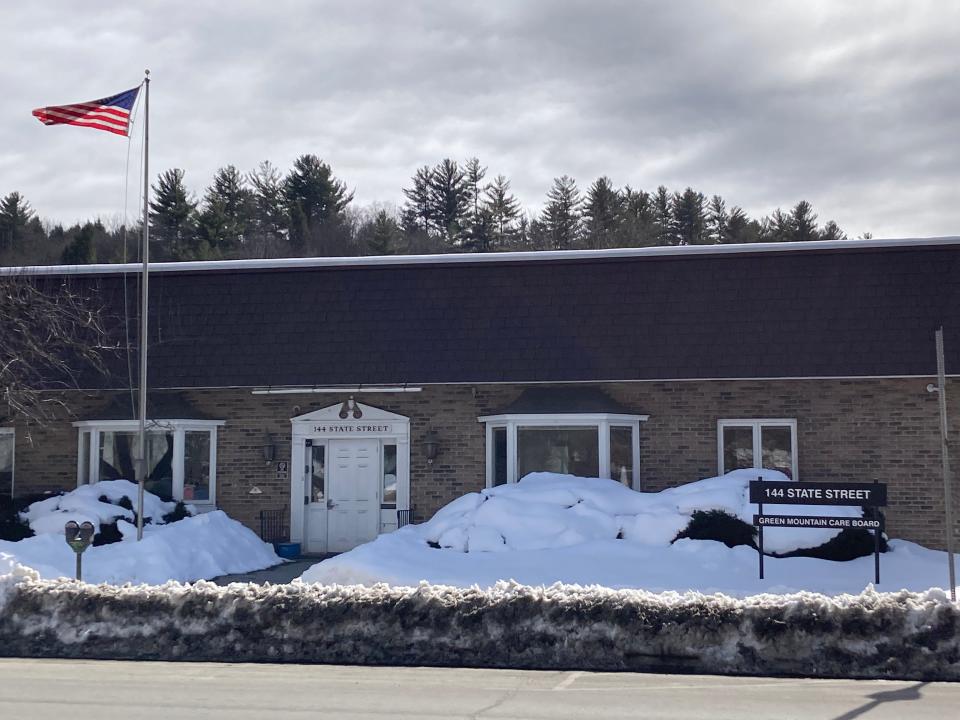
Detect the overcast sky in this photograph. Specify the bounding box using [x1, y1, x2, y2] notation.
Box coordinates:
[1, 1, 957, 238]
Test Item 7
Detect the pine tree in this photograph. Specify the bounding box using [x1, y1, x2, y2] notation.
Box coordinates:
[618, 187, 656, 247]
[401, 166, 434, 237]
[284, 154, 353, 254]
[764, 209, 793, 243]
[149, 169, 198, 260]
[670, 187, 707, 245]
[820, 220, 846, 242]
[428, 158, 470, 247]
[60, 223, 97, 264]
[724, 206, 751, 244]
[463, 157, 488, 251]
[0, 192, 35, 252]
[248, 161, 288, 257]
[789, 200, 819, 242]
[199, 165, 254, 255]
[652, 186, 674, 245]
[706, 195, 729, 244]
[366, 209, 400, 255]
[483, 175, 521, 250]
[582, 176, 622, 250]
[542, 175, 582, 250]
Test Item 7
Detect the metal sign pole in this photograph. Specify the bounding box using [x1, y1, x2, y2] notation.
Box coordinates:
[935, 327, 957, 601]
[757, 476, 764, 580]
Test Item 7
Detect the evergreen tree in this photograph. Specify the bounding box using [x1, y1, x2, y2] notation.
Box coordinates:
[199, 165, 254, 255]
[483, 175, 521, 249]
[582, 176, 622, 250]
[652, 185, 674, 245]
[542, 175, 582, 250]
[401, 166, 434, 237]
[366, 209, 400, 255]
[284, 154, 353, 254]
[149, 169, 198, 260]
[618, 187, 656, 247]
[706, 195, 729, 244]
[60, 223, 97, 264]
[670, 187, 707, 245]
[764, 208, 793, 243]
[428, 158, 470, 246]
[463, 157, 488, 251]
[248, 161, 289, 257]
[789, 200, 819, 242]
[0, 192, 36, 252]
[724, 206, 752, 244]
[820, 220, 847, 242]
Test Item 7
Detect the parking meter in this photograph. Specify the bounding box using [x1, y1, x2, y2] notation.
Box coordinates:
[64, 520, 95, 581]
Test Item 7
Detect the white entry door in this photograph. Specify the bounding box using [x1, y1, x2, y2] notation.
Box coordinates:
[326, 438, 381, 552]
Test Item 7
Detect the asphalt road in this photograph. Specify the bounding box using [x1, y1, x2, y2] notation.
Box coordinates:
[0, 659, 957, 719]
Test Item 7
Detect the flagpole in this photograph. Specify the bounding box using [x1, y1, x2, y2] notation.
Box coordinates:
[136, 69, 150, 541]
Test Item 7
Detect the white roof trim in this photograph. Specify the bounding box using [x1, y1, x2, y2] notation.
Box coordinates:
[290, 401, 409, 423]
[478, 413, 650, 423]
[3, 236, 959, 276]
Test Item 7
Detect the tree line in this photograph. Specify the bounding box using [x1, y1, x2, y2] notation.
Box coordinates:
[0, 155, 852, 266]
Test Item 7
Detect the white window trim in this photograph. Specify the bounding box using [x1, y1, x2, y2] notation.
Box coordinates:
[478, 412, 649, 489]
[717, 418, 799, 480]
[72, 418, 224, 506]
[0, 428, 14, 497]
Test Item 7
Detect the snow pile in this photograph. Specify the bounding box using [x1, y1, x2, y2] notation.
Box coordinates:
[2, 483, 281, 584]
[19, 479, 179, 536]
[417, 469, 860, 555]
[301, 470, 920, 594]
[1, 578, 958, 680]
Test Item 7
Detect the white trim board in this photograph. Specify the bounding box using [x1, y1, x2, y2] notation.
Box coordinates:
[3, 236, 959, 276]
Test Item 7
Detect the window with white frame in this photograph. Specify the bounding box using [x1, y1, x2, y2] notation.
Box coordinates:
[479, 413, 647, 488]
[718, 419, 797, 480]
[0, 429, 13, 497]
[74, 419, 222, 505]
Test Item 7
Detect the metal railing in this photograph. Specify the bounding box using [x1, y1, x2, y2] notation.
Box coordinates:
[259, 507, 287, 544]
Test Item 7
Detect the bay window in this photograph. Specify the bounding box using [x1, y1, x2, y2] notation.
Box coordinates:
[74, 419, 222, 506]
[718, 418, 797, 479]
[479, 413, 647, 489]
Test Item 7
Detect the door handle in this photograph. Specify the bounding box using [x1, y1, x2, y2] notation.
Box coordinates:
[327, 499, 337, 509]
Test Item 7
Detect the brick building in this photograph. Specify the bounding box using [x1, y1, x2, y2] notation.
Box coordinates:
[2, 237, 959, 551]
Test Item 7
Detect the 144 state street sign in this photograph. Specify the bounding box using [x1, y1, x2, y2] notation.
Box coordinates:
[748, 479, 888, 584]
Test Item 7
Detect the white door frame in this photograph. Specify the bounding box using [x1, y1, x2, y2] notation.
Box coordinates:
[290, 402, 410, 551]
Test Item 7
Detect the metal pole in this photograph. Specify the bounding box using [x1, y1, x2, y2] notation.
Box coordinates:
[136, 70, 150, 542]
[758, 476, 764, 580]
[936, 327, 956, 601]
[75, 554, 81, 582]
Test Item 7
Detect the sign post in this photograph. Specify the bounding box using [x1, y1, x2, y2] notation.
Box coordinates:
[749, 478, 888, 585]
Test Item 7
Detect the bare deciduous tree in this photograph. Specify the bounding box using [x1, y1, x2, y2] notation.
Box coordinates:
[0, 272, 112, 426]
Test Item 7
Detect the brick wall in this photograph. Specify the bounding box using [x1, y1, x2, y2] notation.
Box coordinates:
[7, 378, 959, 550]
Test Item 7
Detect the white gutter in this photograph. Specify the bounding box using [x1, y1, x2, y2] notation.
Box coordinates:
[251, 386, 423, 395]
[3, 236, 959, 276]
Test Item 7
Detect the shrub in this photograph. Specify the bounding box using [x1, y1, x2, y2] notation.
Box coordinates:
[162, 502, 192, 524]
[674, 510, 757, 549]
[93, 521, 124, 546]
[776, 527, 888, 562]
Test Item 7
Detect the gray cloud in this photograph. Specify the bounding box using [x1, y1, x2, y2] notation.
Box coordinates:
[1, 0, 957, 238]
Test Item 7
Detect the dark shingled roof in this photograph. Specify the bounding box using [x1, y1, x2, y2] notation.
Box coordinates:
[493, 387, 636, 415]
[16, 239, 960, 389]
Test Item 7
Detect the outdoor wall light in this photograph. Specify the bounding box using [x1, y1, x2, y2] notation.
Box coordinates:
[338, 396, 363, 419]
[262, 432, 276, 462]
[423, 430, 441, 464]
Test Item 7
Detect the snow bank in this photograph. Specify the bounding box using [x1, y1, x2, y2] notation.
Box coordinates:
[1, 577, 958, 680]
[19, 479, 179, 536]
[302, 470, 904, 593]
[0, 511, 281, 585]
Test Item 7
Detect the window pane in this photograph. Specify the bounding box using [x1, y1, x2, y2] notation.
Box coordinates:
[382, 444, 397, 505]
[0, 432, 12, 497]
[609, 426, 633, 485]
[517, 426, 599, 479]
[492, 427, 508, 486]
[762, 425, 794, 479]
[310, 444, 326, 502]
[79, 432, 91, 485]
[99, 431, 174, 501]
[184, 431, 211, 502]
[722, 426, 754, 473]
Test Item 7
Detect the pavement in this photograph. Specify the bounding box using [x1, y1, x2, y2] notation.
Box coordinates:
[209, 557, 326, 585]
[0, 659, 957, 719]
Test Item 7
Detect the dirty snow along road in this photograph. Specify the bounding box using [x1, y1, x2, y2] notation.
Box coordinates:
[1, 659, 958, 719]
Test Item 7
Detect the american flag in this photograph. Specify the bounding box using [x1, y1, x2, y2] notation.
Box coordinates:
[32, 86, 140, 137]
